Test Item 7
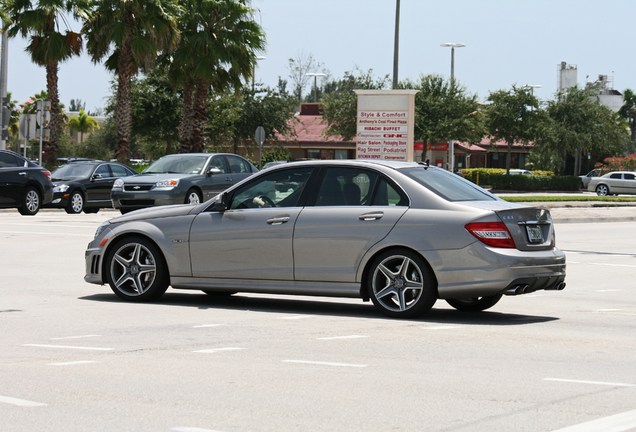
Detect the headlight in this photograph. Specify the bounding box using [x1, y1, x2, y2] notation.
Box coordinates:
[53, 184, 69, 193]
[113, 179, 124, 188]
[155, 179, 179, 189]
[94, 221, 111, 239]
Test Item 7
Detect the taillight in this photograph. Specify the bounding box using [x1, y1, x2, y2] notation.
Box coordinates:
[465, 222, 515, 248]
[42, 169, 52, 181]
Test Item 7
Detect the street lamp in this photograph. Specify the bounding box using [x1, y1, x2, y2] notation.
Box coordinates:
[440, 43, 466, 172]
[305, 72, 326, 102]
[524, 84, 542, 96]
[440, 42, 466, 84]
[251, 56, 266, 92]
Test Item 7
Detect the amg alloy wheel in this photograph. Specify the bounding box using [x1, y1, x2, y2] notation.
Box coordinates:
[105, 236, 169, 302]
[368, 249, 436, 318]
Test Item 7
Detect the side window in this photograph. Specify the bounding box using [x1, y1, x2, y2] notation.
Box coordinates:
[209, 156, 228, 174]
[0, 152, 19, 168]
[610, 173, 621, 179]
[624, 173, 635, 180]
[315, 167, 377, 206]
[227, 155, 252, 174]
[110, 164, 131, 177]
[228, 167, 313, 209]
[370, 177, 408, 206]
[94, 164, 112, 178]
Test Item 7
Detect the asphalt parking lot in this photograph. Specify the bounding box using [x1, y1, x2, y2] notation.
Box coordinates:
[1, 208, 635, 432]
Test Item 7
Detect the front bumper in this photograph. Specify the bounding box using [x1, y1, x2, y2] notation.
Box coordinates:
[111, 188, 184, 209]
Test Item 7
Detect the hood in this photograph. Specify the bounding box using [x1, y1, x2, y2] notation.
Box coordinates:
[109, 203, 198, 223]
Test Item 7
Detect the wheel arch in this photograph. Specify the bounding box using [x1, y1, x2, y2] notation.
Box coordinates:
[185, 186, 203, 202]
[358, 245, 439, 301]
[100, 231, 169, 284]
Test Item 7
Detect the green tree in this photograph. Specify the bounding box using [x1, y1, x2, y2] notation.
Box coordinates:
[536, 86, 628, 175]
[83, 0, 180, 162]
[404, 74, 484, 146]
[321, 70, 391, 141]
[4, 0, 90, 163]
[619, 88, 636, 153]
[485, 85, 541, 173]
[68, 108, 98, 143]
[168, 0, 265, 153]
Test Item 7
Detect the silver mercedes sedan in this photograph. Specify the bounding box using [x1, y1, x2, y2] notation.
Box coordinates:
[85, 160, 566, 318]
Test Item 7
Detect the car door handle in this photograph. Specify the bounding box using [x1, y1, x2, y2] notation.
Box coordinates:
[267, 216, 290, 225]
[359, 212, 384, 221]
[18, 172, 27, 176]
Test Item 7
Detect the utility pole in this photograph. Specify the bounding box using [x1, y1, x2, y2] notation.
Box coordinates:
[392, 0, 400, 89]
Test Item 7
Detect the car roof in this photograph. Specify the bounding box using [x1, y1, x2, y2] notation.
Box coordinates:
[268, 159, 423, 170]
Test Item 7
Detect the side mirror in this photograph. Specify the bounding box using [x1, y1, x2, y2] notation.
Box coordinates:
[207, 167, 222, 177]
[91, 173, 103, 181]
[209, 192, 229, 212]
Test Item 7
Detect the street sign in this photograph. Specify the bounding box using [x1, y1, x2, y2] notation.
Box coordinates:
[255, 126, 265, 146]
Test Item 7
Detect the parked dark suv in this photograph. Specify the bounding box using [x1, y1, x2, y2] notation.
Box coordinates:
[49, 160, 137, 213]
[0, 149, 53, 215]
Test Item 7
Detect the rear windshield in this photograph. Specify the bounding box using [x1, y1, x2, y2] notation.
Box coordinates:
[400, 167, 497, 202]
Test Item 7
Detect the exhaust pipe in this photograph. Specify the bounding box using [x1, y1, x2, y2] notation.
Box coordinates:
[545, 281, 566, 291]
[504, 284, 530, 295]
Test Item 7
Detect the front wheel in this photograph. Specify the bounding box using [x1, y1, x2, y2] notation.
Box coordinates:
[105, 236, 169, 302]
[367, 249, 436, 318]
[65, 191, 84, 214]
[445, 294, 503, 312]
[595, 184, 609, 196]
[185, 188, 202, 204]
[18, 187, 41, 216]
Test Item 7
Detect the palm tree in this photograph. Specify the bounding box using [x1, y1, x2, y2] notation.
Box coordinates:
[619, 89, 636, 153]
[169, 0, 265, 153]
[82, 0, 180, 162]
[68, 108, 98, 143]
[4, 0, 90, 163]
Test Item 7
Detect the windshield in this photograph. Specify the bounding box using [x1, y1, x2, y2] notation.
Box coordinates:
[144, 156, 208, 174]
[51, 164, 95, 180]
[401, 167, 497, 202]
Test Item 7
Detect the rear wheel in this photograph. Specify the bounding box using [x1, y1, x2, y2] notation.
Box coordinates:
[105, 236, 169, 302]
[65, 191, 84, 214]
[445, 294, 503, 312]
[18, 187, 41, 216]
[595, 184, 609, 196]
[367, 249, 436, 318]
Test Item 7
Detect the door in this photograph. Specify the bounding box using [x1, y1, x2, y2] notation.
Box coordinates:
[200, 155, 234, 200]
[293, 167, 409, 283]
[189, 166, 314, 279]
[0, 153, 25, 205]
[85, 164, 115, 205]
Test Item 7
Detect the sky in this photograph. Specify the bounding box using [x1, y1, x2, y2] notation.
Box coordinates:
[5, 0, 636, 113]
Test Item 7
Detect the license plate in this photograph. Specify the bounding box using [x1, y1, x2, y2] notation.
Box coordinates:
[526, 225, 543, 243]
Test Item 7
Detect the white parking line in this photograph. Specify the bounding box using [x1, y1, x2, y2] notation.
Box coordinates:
[193, 347, 246, 354]
[317, 335, 369, 340]
[283, 359, 367, 368]
[551, 409, 636, 432]
[278, 315, 312, 320]
[23, 344, 113, 351]
[48, 361, 97, 366]
[544, 378, 635, 387]
[192, 324, 225, 328]
[50, 335, 101, 340]
[0, 395, 47, 407]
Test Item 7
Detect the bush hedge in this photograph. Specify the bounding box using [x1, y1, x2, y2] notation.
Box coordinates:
[460, 168, 581, 191]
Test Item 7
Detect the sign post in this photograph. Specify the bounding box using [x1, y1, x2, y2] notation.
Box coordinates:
[354, 90, 418, 161]
[255, 125, 265, 165]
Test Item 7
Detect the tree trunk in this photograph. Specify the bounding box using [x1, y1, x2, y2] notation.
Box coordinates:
[178, 82, 194, 153]
[115, 46, 135, 163]
[190, 79, 210, 153]
[44, 62, 61, 164]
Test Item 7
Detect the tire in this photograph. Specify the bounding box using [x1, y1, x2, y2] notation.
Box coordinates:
[65, 191, 84, 214]
[105, 236, 169, 302]
[18, 187, 41, 216]
[367, 249, 437, 318]
[445, 294, 503, 312]
[185, 188, 202, 205]
[595, 184, 609, 196]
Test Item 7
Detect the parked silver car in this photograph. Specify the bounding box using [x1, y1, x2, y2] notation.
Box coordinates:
[86, 160, 566, 318]
[587, 171, 636, 196]
[111, 153, 257, 213]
